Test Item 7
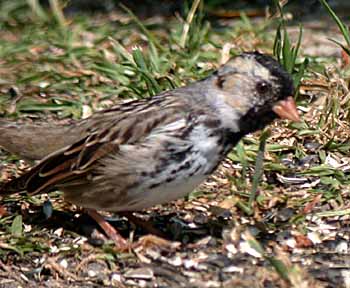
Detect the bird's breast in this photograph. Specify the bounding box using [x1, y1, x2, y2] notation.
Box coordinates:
[118, 125, 228, 211]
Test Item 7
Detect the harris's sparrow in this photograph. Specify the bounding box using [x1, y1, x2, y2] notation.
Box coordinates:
[0, 52, 300, 248]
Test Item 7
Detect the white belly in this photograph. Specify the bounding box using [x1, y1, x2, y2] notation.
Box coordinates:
[115, 124, 224, 211]
[119, 175, 207, 211]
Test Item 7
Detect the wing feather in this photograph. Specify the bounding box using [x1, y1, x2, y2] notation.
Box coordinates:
[0, 95, 190, 197]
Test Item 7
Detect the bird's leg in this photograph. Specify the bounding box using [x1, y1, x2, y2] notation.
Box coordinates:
[119, 211, 167, 238]
[86, 208, 128, 249]
[86, 210, 175, 251]
[120, 212, 178, 251]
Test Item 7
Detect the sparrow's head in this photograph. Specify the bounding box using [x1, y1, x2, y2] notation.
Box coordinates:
[206, 51, 299, 133]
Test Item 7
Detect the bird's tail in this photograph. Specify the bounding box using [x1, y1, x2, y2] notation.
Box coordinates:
[0, 120, 80, 161]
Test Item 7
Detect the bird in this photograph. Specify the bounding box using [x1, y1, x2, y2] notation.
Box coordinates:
[0, 51, 300, 249]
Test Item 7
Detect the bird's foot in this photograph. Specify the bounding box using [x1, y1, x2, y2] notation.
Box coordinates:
[86, 209, 179, 252]
[86, 208, 128, 250]
[119, 211, 167, 238]
[132, 234, 180, 251]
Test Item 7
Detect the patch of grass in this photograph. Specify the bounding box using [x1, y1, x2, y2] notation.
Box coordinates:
[273, 0, 308, 89]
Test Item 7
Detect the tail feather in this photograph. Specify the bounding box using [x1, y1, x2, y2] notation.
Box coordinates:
[0, 120, 82, 160]
[0, 120, 89, 196]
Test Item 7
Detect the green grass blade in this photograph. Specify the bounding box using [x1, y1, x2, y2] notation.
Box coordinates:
[319, 0, 350, 46]
[119, 3, 165, 52]
[249, 129, 270, 208]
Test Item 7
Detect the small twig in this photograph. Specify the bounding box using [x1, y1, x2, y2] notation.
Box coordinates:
[0, 260, 25, 284]
[76, 254, 107, 271]
[119, 3, 165, 52]
[26, 0, 48, 21]
[220, 43, 236, 65]
[48, 0, 66, 29]
[314, 208, 350, 218]
[45, 258, 79, 281]
[270, 0, 289, 19]
[180, 0, 201, 48]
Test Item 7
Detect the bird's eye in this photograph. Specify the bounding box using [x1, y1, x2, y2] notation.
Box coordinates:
[256, 81, 271, 94]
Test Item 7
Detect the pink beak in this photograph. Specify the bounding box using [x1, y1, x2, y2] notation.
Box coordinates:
[272, 96, 301, 122]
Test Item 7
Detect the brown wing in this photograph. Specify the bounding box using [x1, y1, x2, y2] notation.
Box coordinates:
[0, 130, 120, 195]
[0, 94, 188, 196]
